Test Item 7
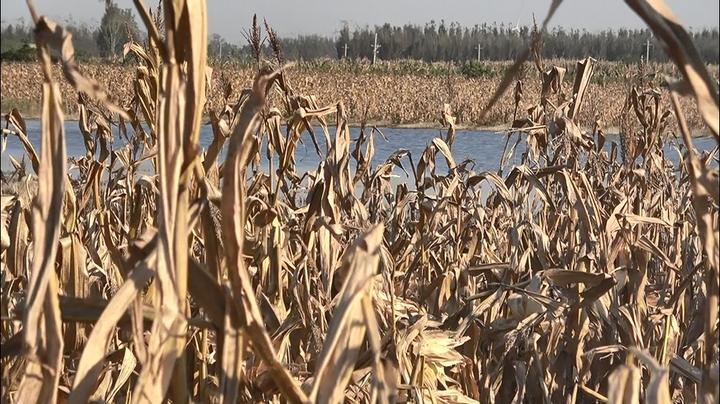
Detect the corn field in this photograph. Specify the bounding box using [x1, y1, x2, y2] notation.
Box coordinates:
[1, 58, 714, 131]
[0, 1, 718, 403]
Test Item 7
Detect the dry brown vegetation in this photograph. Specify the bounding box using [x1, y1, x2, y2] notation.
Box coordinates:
[0, 1, 719, 403]
[1, 58, 714, 131]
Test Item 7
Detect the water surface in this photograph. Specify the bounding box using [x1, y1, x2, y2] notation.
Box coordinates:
[2, 120, 717, 179]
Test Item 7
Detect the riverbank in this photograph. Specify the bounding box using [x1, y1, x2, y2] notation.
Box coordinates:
[4, 111, 717, 140]
[4, 113, 715, 139]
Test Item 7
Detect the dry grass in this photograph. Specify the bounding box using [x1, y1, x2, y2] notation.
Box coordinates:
[0, 0, 718, 403]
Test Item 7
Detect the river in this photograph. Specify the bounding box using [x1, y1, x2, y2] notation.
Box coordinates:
[2, 120, 717, 178]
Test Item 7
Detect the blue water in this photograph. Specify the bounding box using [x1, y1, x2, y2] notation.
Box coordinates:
[1, 120, 717, 179]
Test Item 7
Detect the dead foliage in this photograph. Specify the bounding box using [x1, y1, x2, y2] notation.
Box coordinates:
[1, 0, 718, 403]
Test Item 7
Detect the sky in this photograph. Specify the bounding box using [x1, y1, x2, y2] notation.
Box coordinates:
[2, 0, 718, 43]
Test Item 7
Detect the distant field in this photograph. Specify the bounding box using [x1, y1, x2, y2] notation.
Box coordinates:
[1, 59, 713, 131]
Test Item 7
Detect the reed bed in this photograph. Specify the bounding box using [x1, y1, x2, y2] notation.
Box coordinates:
[0, 1, 718, 403]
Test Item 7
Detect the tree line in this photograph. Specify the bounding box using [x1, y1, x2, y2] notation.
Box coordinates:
[334, 22, 718, 63]
[2, 5, 718, 64]
[2, 1, 140, 61]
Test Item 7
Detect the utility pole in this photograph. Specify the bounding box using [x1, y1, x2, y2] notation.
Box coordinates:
[645, 38, 651, 64]
[371, 32, 381, 65]
[476, 44, 484, 62]
[343, 43, 349, 59]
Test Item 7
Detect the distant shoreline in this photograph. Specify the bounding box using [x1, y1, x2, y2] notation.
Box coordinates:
[3, 60, 716, 136]
[5, 115, 714, 138]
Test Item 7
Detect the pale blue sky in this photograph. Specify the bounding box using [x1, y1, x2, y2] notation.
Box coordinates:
[1, 0, 718, 43]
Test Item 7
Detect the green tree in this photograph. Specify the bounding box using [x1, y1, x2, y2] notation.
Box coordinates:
[96, 1, 140, 58]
